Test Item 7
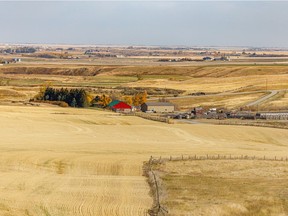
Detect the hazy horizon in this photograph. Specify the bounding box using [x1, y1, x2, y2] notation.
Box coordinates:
[1, 1, 288, 47]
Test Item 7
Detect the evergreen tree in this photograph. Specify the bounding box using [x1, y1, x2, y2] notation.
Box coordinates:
[71, 98, 77, 107]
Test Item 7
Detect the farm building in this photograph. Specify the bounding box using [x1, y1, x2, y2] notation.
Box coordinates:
[141, 102, 175, 113]
[107, 100, 120, 108]
[108, 100, 132, 113]
[192, 107, 204, 117]
[203, 56, 213, 61]
[12, 58, 21, 62]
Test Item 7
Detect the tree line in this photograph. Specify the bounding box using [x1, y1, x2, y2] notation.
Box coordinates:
[36, 87, 91, 108]
[34, 86, 148, 108]
[1, 47, 37, 54]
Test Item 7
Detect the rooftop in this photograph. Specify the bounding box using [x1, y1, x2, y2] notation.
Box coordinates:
[145, 102, 174, 106]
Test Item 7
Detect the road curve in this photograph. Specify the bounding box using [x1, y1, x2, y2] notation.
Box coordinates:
[246, 90, 278, 107]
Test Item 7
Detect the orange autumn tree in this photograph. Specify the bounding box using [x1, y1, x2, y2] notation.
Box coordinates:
[132, 91, 147, 106]
[123, 96, 133, 105]
[85, 93, 94, 106]
[139, 90, 147, 104]
[99, 94, 112, 107]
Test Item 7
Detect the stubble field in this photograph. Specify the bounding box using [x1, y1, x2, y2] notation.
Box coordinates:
[0, 105, 288, 215]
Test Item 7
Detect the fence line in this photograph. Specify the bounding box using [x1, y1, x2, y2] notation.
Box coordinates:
[215, 121, 288, 130]
[144, 154, 288, 215]
[149, 154, 288, 165]
[143, 156, 168, 216]
[136, 112, 172, 124]
[124, 112, 173, 124]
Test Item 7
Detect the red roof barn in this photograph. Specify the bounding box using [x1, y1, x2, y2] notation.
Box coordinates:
[111, 101, 132, 113]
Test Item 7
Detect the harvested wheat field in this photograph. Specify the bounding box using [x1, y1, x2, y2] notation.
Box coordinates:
[0, 105, 288, 215]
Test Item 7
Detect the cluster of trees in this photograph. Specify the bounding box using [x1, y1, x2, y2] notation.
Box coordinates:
[123, 91, 147, 106]
[93, 94, 112, 107]
[92, 91, 147, 107]
[36, 87, 92, 108]
[35, 85, 148, 108]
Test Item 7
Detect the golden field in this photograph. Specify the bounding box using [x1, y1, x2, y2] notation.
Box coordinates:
[259, 90, 288, 111]
[154, 160, 288, 216]
[165, 92, 266, 110]
[0, 105, 288, 215]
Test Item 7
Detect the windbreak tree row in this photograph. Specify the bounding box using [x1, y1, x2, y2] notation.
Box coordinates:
[36, 87, 90, 108]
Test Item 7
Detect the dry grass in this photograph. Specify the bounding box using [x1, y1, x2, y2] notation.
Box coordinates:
[259, 91, 288, 111]
[167, 92, 266, 110]
[0, 87, 28, 100]
[154, 160, 288, 216]
[199, 119, 288, 130]
[0, 64, 288, 108]
[1, 64, 288, 88]
[126, 74, 288, 93]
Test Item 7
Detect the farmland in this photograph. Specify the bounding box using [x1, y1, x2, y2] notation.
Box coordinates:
[0, 105, 288, 215]
[0, 63, 288, 110]
[0, 46, 288, 215]
[161, 92, 267, 110]
[151, 159, 288, 216]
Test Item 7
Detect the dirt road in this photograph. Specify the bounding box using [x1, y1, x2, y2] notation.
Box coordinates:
[246, 90, 278, 106]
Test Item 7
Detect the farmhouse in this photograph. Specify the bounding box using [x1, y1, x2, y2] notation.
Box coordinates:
[108, 100, 132, 113]
[107, 100, 120, 108]
[141, 102, 175, 113]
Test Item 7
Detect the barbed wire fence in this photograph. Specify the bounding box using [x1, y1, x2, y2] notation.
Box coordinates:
[143, 156, 168, 216]
[144, 154, 288, 215]
[150, 154, 288, 164]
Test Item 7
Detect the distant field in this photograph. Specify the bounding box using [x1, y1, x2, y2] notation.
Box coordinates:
[0, 74, 137, 88]
[126, 74, 288, 93]
[0, 64, 288, 110]
[1, 64, 288, 92]
[1, 64, 288, 78]
[153, 160, 288, 216]
[166, 92, 266, 110]
[259, 90, 288, 111]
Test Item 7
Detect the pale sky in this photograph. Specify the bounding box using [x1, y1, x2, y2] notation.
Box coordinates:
[1, 1, 288, 47]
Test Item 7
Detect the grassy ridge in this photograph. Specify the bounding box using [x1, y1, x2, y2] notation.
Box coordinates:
[1, 64, 288, 77]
